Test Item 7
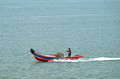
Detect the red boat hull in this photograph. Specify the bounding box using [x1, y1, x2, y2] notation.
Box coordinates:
[33, 53, 83, 62]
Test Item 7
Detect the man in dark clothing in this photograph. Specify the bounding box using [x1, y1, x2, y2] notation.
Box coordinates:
[67, 48, 71, 57]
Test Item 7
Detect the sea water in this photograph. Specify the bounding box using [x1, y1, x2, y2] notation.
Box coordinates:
[0, 0, 120, 79]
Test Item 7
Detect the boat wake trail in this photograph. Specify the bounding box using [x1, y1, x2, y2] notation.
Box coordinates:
[52, 57, 120, 62]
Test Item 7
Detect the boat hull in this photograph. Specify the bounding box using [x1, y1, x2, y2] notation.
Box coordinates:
[33, 53, 83, 62]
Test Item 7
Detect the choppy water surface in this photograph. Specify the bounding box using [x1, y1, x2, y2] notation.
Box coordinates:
[0, 0, 120, 79]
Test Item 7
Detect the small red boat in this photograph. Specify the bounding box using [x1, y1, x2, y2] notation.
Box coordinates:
[30, 49, 84, 62]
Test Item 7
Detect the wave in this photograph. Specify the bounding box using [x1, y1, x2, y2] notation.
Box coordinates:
[52, 57, 120, 62]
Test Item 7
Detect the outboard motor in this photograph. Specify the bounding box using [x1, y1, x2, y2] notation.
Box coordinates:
[30, 49, 35, 54]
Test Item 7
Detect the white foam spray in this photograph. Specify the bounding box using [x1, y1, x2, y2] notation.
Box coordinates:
[52, 57, 120, 62]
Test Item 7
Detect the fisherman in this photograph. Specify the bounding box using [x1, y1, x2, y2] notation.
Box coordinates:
[67, 48, 71, 57]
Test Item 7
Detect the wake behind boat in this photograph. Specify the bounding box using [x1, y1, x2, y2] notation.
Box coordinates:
[30, 49, 84, 62]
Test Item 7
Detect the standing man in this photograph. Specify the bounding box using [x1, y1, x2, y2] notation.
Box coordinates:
[67, 48, 71, 57]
